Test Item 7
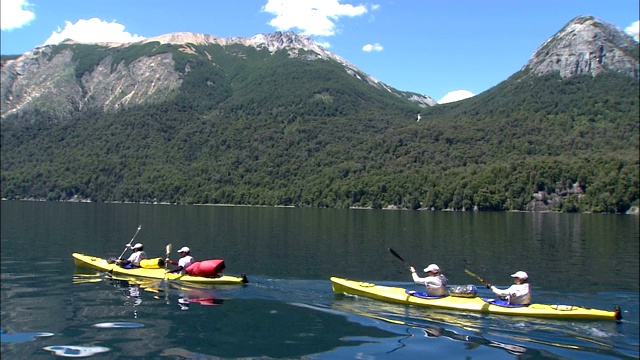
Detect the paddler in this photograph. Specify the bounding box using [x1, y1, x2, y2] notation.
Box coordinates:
[166, 246, 195, 275]
[488, 271, 531, 305]
[410, 263, 448, 296]
[116, 243, 147, 268]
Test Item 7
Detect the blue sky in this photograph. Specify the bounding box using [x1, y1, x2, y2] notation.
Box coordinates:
[1, 0, 638, 103]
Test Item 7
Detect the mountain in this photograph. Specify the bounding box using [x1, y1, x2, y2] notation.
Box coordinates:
[523, 16, 638, 78]
[1, 16, 638, 213]
[0, 31, 434, 118]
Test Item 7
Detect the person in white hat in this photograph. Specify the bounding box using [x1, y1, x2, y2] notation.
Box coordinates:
[409, 263, 448, 297]
[488, 271, 531, 305]
[166, 246, 195, 275]
[116, 243, 147, 268]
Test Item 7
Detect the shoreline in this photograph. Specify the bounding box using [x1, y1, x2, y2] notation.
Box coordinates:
[3, 198, 638, 215]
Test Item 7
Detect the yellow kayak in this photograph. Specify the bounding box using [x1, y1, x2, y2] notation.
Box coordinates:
[330, 277, 621, 321]
[73, 253, 248, 285]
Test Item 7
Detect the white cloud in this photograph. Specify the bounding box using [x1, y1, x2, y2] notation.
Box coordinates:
[43, 18, 145, 46]
[1, 0, 35, 30]
[262, 0, 367, 36]
[438, 90, 474, 104]
[362, 43, 383, 52]
[625, 20, 639, 42]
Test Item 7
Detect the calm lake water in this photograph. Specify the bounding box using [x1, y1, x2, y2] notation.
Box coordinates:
[1, 201, 638, 359]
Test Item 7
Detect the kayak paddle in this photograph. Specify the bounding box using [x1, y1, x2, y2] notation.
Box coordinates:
[117, 225, 142, 261]
[164, 243, 171, 276]
[465, 269, 491, 288]
[389, 248, 411, 270]
[164, 243, 171, 304]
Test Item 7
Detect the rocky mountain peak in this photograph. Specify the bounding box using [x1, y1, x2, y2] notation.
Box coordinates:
[144, 32, 223, 45]
[143, 31, 436, 106]
[145, 31, 335, 59]
[523, 15, 639, 79]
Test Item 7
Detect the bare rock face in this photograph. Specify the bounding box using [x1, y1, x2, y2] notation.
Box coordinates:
[80, 53, 182, 111]
[524, 16, 639, 79]
[1, 47, 182, 117]
[1, 48, 83, 118]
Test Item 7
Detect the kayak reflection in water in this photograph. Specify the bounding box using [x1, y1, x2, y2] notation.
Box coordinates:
[110, 279, 143, 318]
[488, 271, 531, 305]
[409, 263, 448, 297]
[178, 297, 190, 311]
[124, 284, 142, 318]
[175, 286, 224, 311]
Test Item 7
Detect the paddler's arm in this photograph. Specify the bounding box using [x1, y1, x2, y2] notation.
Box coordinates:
[409, 266, 425, 283]
[166, 266, 184, 274]
[490, 285, 510, 297]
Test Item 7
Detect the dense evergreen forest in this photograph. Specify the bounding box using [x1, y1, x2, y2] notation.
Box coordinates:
[1, 50, 638, 213]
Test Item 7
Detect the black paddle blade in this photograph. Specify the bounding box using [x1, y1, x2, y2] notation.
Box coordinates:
[389, 248, 412, 272]
[388, 248, 406, 263]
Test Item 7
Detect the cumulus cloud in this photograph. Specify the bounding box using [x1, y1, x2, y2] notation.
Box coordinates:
[362, 43, 383, 52]
[438, 90, 475, 104]
[262, 0, 367, 37]
[625, 20, 639, 42]
[1, 0, 35, 30]
[43, 18, 145, 46]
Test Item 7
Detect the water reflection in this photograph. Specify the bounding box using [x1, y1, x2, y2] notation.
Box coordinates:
[120, 283, 142, 318]
[175, 288, 224, 311]
[330, 296, 630, 359]
[73, 270, 225, 313]
[327, 300, 528, 357]
[0, 329, 54, 343]
[71, 275, 397, 360]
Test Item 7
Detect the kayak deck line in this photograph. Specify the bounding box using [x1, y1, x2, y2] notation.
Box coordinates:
[73, 253, 248, 285]
[330, 277, 622, 322]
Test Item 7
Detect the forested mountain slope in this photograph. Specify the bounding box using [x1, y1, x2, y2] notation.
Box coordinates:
[1, 16, 638, 213]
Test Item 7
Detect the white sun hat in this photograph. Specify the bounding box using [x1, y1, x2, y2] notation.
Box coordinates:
[178, 246, 190, 253]
[132, 243, 143, 249]
[511, 271, 528, 280]
[423, 264, 440, 273]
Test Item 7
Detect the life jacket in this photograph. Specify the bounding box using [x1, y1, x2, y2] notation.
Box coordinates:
[186, 259, 225, 277]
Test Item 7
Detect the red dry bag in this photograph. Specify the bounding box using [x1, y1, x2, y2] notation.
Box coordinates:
[186, 259, 226, 277]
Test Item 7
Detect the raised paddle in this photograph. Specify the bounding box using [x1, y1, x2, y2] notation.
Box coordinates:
[164, 244, 172, 273]
[117, 225, 142, 261]
[465, 269, 491, 288]
[164, 243, 171, 304]
[388, 248, 411, 270]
